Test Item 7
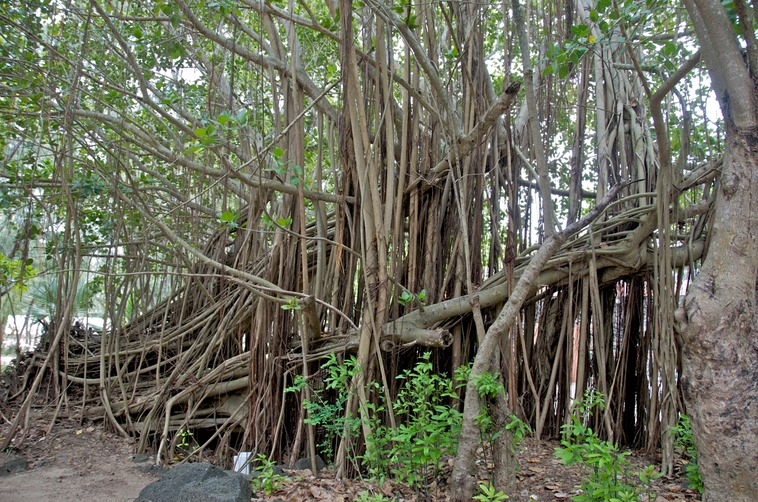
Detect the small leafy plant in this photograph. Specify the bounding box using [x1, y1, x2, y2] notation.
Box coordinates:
[355, 490, 393, 502]
[506, 415, 532, 449]
[174, 428, 198, 460]
[555, 390, 660, 501]
[397, 288, 426, 307]
[471, 371, 517, 442]
[385, 352, 462, 489]
[473, 481, 510, 501]
[285, 353, 361, 460]
[671, 414, 703, 493]
[280, 296, 302, 311]
[249, 453, 286, 495]
[287, 351, 526, 497]
[464, 367, 531, 471]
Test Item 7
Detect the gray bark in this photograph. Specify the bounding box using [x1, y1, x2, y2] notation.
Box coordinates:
[678, 1, 758, 499]
[674, 128, 758, 501]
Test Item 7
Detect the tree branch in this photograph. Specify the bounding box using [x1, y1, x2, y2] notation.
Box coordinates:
[450, 182, 623, 500]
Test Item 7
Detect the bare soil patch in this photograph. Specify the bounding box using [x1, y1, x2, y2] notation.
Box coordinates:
[0, 415, 159, 502]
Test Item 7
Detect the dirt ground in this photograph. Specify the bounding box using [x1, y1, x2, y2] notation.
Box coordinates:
[0, 415, 159, 502]
[0, 412, 701, 502]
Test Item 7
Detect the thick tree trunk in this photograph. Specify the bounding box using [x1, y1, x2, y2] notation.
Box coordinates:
[678, 0, 758, 498]
[675, 126, 758, 501]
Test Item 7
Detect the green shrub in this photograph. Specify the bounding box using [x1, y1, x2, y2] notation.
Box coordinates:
[289, 352, 526, 494]
[384, 352, 462, 488]
[555, 390, 661, 501]
[355, 490, 393, 502]
[285, 353, 362, 461]
[671, 414, 703, 493]
[249, 453, 286, 495]
[474, 481, 510, 501]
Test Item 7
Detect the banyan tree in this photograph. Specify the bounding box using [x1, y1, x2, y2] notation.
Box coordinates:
[0, 0, 755, 500]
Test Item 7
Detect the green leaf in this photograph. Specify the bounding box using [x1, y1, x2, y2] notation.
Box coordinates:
[281, 297, 301, 310]
[662, 41, 677, 57]
[194, 127, 207, 138]
[398, 290, 413, 305]
[555, 447, 576, 465]
[571, 24, 590, 38]
[169, 41, 184, 59]
[219, 209, 236, 222]
[597, 0, 612, 11]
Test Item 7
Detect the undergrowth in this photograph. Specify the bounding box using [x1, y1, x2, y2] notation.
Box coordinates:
[289, 357, 674, 501]
[249, 453, 287, 495]
[671, 414, 703, 494]
[555, 390, 661, 501]
[287, 352, 525, 496]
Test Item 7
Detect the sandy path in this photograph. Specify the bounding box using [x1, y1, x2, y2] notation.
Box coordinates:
[0, 419, 159, 502]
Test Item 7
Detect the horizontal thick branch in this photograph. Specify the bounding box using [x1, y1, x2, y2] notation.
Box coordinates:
[383, 207, 706, 340]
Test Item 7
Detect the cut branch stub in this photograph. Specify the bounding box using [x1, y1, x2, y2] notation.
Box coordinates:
[319, 324, 453, 352]
[383, 321, 453, 348]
